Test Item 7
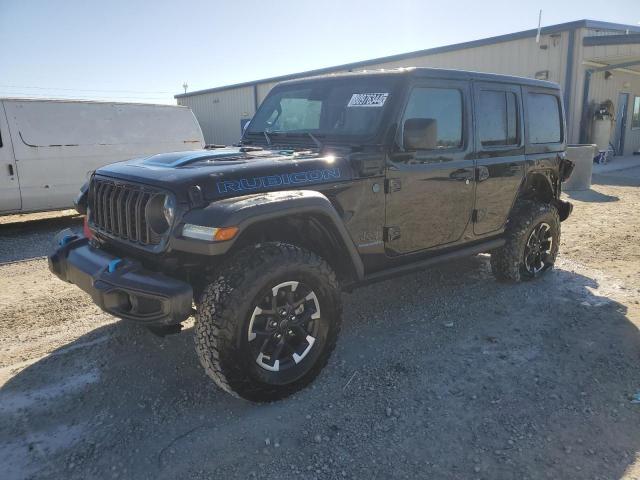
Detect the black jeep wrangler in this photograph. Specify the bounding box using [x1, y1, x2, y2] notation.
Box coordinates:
[50, 68, 574, 401]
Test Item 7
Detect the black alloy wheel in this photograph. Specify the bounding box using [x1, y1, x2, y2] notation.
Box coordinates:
[248, 281, 321, 372]
[522, 222, 554, 276]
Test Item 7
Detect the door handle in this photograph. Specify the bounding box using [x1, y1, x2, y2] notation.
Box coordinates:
[7, 164, 14, 176]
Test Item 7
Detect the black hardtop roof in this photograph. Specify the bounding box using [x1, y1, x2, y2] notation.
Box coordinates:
[276, 67, 561, 90]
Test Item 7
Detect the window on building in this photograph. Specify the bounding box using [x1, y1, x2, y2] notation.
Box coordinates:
[478, 90, 519, 147]
[402, 87, 463, 149]
[632, 96, 640, 129]
[527, 93, 562, 144]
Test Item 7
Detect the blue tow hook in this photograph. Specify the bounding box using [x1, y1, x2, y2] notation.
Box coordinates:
[107, 259, 122, 273]
[59, 234, 75, 247]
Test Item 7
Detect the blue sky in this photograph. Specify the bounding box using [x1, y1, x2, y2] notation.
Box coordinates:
[0, 0, 637, 104]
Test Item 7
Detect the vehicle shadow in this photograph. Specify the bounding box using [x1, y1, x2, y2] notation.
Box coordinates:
[0, 215, 82, 263]
[1, 255, 639, 479]
[564, 188, 619, 203]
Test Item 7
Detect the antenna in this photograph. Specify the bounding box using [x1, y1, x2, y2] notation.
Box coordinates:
[182, 82, 188, 94]
[536, 9, 542, 43]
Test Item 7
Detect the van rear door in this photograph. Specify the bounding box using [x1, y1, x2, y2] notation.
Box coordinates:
[0, 101, 21, 212]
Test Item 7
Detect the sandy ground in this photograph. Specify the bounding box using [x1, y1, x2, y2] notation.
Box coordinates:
[0, 169, 639, 480]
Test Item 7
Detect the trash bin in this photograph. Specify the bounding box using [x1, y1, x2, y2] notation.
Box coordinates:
[564, 144, 596, 191]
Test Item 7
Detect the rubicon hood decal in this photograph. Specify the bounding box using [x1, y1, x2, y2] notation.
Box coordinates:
[94, 148, 353, 202]
[217, 167, 341, 194]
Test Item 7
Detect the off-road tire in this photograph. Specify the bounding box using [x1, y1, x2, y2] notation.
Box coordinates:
[194, 242, 342, 402]
[490, 200, 560, 282]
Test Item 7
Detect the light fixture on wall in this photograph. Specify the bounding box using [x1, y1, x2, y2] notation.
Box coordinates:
[535, 70, 549, 80]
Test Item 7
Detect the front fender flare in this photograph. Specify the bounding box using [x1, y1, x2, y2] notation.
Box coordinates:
[169, 190, 364, 280]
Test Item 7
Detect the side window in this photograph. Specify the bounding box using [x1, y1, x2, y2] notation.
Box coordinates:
[632, 96, 640, 129]
[527, 93, 562, 144]
[402, 87, 463, 150]
[478, 90, 519, 147]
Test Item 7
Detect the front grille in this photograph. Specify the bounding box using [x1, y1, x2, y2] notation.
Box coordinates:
[90, 178, 162, 246]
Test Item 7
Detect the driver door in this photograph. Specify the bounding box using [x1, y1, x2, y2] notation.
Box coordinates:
[385, 79, 475, 255]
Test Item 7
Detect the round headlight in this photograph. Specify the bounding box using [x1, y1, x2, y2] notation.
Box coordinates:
[146, 194, 174, 235]
[163, 195, 176, 226]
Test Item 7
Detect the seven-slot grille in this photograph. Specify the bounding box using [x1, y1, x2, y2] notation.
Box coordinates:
[90, 178, 162, 246]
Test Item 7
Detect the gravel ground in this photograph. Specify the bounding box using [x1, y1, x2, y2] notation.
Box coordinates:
[1, 170, 640, 480]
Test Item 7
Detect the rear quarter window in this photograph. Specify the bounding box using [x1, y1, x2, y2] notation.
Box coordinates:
[527, 93, 562, 144]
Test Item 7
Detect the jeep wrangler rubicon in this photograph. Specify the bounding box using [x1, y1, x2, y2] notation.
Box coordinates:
[49, 68, 574, 401]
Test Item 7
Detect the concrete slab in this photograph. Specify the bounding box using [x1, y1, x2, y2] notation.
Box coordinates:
[592, 155, 640, 174]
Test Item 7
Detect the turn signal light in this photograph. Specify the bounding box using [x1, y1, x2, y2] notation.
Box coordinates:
[182, 224, 238, 242]
[214, 226, 239, 241]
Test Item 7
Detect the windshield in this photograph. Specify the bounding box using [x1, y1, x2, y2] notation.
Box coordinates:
[245, 76, 400, 142]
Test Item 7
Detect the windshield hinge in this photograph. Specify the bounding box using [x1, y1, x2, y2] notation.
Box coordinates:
[383, 226, 401, 242]
[384, 178, 401, 194]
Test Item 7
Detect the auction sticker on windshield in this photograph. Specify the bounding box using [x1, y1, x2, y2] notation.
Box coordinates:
[347, 93, 388, 107]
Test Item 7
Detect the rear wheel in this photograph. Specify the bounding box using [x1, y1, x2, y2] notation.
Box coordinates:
[490, 200, 560, 282]
[194, 242, 342, 402]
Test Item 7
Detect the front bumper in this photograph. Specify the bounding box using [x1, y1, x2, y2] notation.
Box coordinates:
[48, 235, 193, 326]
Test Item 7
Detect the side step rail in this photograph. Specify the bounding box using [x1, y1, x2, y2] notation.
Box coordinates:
[351, 238, 505, 289]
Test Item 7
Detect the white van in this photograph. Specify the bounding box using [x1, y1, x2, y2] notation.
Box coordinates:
[0, 98, 205, 214]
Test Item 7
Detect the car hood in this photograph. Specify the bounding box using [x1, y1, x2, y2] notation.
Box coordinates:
[94, 148, 353, 202]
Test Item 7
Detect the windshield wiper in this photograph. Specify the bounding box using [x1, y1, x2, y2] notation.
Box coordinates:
[263, 131, 272, 146]
[305, 132, 323, 151]
[272, 131, 323, 151]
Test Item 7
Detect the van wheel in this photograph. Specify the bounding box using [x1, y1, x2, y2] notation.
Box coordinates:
[194, 242, 342, 402]
[490, 200, 560, 282]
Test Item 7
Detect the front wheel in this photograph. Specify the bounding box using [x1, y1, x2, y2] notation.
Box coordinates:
[490, 200, 560, 282]
[194, 242, 342, 402]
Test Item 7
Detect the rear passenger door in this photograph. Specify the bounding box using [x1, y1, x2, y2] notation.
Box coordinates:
[522, 87, 566, 189]
[472, 82, 525, 235]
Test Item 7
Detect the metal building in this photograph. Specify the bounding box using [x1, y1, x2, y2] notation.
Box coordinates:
[176, 19, 640, 155]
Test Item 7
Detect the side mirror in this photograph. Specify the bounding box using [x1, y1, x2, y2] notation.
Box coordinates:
[403, 118, 437, 151]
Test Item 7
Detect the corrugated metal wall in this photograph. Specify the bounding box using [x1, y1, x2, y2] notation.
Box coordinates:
[180, 27, 638, 152]
[177, 85, 256, 145]
[361, 33, 569, 85]
[181, 33, 575, 145]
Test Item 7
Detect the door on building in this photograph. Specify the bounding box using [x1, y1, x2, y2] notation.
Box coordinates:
[385, 79, 475, 255]
[613, 92, 629, 155]
[0, 102, 21, 212]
